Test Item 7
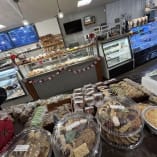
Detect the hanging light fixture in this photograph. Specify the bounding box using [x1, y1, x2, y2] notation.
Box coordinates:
[56, 0, 64, 19]
[13, 0, 29, 25]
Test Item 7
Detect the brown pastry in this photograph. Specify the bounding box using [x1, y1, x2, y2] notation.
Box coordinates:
[73, 143, 89, 157]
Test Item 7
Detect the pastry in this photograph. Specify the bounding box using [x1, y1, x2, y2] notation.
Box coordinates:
[73, 143, 89, 157]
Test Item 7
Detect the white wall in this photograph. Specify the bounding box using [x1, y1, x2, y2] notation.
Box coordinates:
[35, 18, 61, 36]
[58, 6, 106, 47]
[106, 0, 145, 26]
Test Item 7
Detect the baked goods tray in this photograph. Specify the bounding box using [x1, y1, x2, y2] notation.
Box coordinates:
[52, 112, 101, 157]
[2, 127, 53, 157]
[142, 106, 157, 135]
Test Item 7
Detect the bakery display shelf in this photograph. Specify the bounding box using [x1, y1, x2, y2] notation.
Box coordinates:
[25, 56, 96, 79]
[17, 43, 94, 67]
[42, 41, 64, 48]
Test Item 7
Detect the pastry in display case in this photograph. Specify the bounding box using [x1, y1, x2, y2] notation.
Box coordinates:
[2, 128, 53, 157]
[52, 112, 101, 157]
[0, 68, 25, 100]
[18, 43, 96, 79]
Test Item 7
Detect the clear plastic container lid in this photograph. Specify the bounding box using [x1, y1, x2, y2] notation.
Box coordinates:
[3, 128, 52, 157]
[97, 100, 144, 137]
[52, 112, 101, 157]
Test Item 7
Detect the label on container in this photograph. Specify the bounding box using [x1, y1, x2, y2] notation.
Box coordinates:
[14, 145, 30, 152]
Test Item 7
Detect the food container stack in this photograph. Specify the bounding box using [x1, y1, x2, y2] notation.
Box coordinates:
[72, 84, 104, 115]
[97, 99, 144, 149]
[52, 113, 101, 157]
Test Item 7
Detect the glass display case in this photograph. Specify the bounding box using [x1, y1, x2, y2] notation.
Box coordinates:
[102, 37, 132, 68]
[0, 68, 25, 100]
[18, 43, 96, 79]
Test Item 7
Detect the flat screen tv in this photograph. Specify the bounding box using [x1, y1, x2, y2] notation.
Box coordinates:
[0, 33, 14, 52]
[63, 19, 83, 34]
[8, 25, 39, 48]
[130, 21, 157, 53]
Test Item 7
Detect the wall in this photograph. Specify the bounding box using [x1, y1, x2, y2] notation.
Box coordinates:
[35, 18, 61, 36]
[106, 0, 145, 27]
[58, 6, 106, 47]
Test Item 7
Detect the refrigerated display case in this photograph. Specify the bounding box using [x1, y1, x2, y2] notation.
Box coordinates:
[18, 43, 96, 79]
[98, 36, 133, 79]
[0, 67, 25, 100]
[18, 43, 103, 99]
[130, 21, 157, 66]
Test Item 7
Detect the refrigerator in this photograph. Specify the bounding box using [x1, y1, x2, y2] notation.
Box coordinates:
[98, 36, 134, 79]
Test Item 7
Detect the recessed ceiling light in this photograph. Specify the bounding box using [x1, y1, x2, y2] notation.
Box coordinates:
[58, 11, 64, 19]
[77, 0, 92, 7]
[0, 24, 6, 29]
[22, 19, 29, 26]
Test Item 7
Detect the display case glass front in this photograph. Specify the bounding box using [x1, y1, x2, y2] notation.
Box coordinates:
[18, 43, 96, 79]
[130, 21, 157, 53]
[0, 68, 25, 100]
[102, 37, 132, 68]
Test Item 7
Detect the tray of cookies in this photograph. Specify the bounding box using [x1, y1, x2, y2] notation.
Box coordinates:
[97, 98, 144, 149]
[52, 112, 101, 157]
[2, 128, 53, 157]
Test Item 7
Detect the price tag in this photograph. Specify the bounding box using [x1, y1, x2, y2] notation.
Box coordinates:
[14, 145, 29, 152]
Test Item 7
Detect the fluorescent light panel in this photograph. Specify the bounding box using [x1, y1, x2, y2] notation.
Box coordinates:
[77, 0, 92, 7]
[0, 24, 6, 29]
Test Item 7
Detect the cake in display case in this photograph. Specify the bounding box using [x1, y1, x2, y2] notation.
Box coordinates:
[52, 112, 101, 157]
[0, 68, 25, 100]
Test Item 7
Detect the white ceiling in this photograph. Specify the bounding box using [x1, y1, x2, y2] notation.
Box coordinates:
[0, 0, 115, 31]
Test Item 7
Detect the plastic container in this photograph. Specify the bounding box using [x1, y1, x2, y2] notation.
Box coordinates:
[142, 106, 157, 135]
[52, 112, 101, 157]
[2, 128, 53, 157]
[97, 100, 144, 149]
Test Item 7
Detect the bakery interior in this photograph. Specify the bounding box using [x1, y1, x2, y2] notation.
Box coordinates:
[1, 0, 157, 156]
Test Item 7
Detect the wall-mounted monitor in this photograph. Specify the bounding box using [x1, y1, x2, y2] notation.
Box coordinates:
[130, 21, 157, 53]
[0, 33, 14, 52]
[63, 19, 83, 35]
[8, 25, 39, 48]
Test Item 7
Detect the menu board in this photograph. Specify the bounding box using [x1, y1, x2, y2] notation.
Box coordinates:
[130, 21, 157, 53]
[0, 33, 14, 52]
[102, 37, 132, 68]
[8, 25, 39, 48]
